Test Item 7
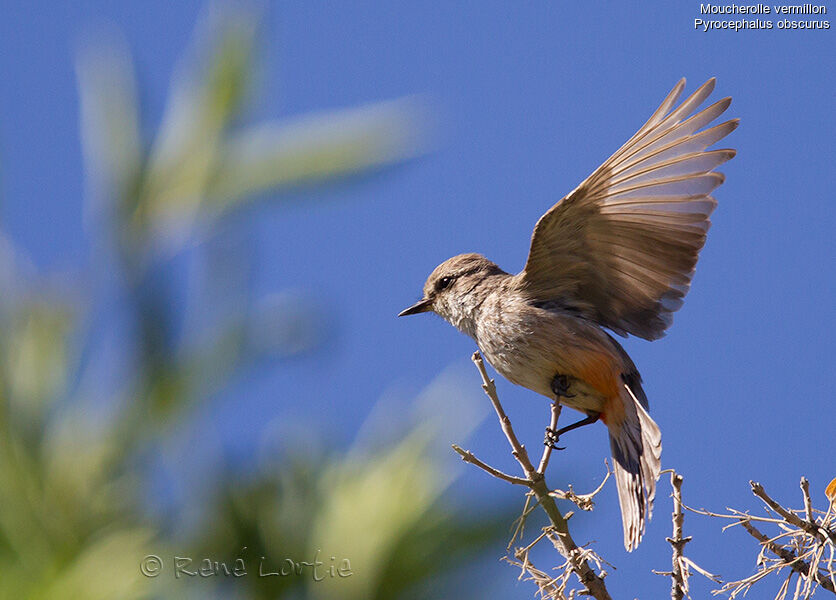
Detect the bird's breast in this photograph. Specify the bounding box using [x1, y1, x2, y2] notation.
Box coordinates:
[474, 294, 622, 411]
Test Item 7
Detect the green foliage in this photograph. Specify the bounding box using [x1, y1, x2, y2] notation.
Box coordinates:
[0, 8, 508, 600]
[191, 390, 511, 600]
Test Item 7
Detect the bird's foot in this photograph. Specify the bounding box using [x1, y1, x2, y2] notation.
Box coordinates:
[544, 427, 565, 450]
[551, 373, 576, 399]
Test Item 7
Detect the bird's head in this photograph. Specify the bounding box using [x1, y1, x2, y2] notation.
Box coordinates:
[399, 253, 506, 334]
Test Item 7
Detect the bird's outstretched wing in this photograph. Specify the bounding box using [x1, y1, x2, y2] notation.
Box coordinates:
[516, 78, 737, 340]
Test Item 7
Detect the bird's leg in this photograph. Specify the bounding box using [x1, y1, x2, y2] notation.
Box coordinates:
[545, 373, 576, 449]
[544, 416, 566, 450]
[544, 411, 601, 449]
[550, 373, 575, 399]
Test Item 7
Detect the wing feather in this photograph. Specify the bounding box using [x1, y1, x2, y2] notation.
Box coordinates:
[516, 79, 736, 340]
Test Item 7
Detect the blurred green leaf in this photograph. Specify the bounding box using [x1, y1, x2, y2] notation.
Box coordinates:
[35, 529, 155, 600]
[188, 368, 512, 600]
[77, 29, 142, 217]
[3, 298, 73, 423]
[0, 7, 516, 600]
[138, 11, 257, 237]
[207, 98, 428, 210]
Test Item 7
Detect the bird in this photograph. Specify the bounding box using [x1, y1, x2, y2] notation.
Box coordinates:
[399, 78, 737, 551]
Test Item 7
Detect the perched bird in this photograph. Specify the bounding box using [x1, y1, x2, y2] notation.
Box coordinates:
[399, 78, 737, 551]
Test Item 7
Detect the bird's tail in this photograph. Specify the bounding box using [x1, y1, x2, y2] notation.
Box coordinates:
[606, 380, 662, 551]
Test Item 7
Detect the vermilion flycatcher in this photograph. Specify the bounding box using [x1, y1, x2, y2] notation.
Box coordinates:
[399, 78, 737, 551]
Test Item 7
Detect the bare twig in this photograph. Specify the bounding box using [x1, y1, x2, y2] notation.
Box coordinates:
[689, 477, 836, 599]
[507, 491, 538, 552]
[459, 351, 612, 600]
[505, 533, 613, 600]
[470, 352, 535, 470]
[751, 481, 836, 546]
[668, 472, 690, 600]
[451, 444, 531, 486]
[801, 478, 815, 526]
[738, 519, 835, 594]
[653, 471, 719, 600]
[550, 461, 612, 512]
[504, 537, 566, 600]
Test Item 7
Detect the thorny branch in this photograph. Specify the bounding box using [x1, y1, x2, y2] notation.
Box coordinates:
[550, 466, 612, 512]
[684, 477, 836, 599]
[652, 471, 719, 599]
[452, 351, 612, 600]
[452, 350, 836, 600]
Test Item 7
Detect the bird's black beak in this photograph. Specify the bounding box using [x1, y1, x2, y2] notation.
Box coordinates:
[398, 298, 433, 317]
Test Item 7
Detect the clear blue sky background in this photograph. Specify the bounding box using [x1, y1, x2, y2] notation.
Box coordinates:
[1, 2, 834, 598]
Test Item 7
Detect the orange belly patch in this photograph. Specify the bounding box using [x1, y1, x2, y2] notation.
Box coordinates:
[563, 346, 624, 427]
[567, 347, 621, 399]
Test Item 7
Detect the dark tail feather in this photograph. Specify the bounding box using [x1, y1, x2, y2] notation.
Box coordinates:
[608, 383, 662, 551]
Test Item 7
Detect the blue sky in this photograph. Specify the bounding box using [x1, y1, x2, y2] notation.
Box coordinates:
[1, 2, 834, 598]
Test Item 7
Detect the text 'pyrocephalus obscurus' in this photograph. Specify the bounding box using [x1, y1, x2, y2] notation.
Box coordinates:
[400, 78, 737, 551]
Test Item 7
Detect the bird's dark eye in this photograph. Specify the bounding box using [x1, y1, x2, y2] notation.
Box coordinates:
[436, 276, 454, 291]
